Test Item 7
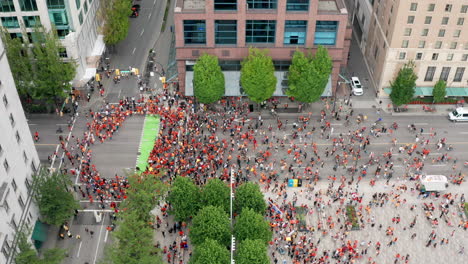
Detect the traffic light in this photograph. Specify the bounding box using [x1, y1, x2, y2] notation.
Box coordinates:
[95, 73, 101, 82]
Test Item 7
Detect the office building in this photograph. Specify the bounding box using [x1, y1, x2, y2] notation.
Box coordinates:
[0, 0, 105, 83]
[174, 0, 352, 96]
[346, 0, 468, 97]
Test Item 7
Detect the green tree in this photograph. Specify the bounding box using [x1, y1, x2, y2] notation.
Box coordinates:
[32, 169, 79, 226]
[389, 61, 417, 107]
[234, 182, 266, 215]
[433, 80, 447, 103]
[234, 208, 272, 245]
[190, 206, 231, 247]
[190, 239, 230, 264]
[201, 178, 230, 214]
[167, 176, 201, 221]
[240, 48, 277, 103]
[287, 46, 332, 103]
[15, 229, 66, 264]
[32, 26, 76, 108]
[0, 27, 34, 99]
[235, 239, 269, 264]
[193, 54, 225, 104]
[102, 0, 133, 46]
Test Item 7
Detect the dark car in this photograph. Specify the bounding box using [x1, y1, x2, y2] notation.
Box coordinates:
[130, 4, 140, 18]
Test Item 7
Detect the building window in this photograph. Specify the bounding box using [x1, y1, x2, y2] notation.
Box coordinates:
[418, 41, 426, 48]
[440, 67, 451, 81]
[31, 161, 37, 173]
[407, 16, 414, 24]
[421, 29, 429, 36]
[435, 41, 442, 49]
[425, 16, 432, 24]
[75, 0, 80, 9]
[457, 18, 465, 25]
[453, 67, 465, 82]
[57, 29, 69, 39]
[23, 16, 41, 28]
[284, 20, 307, 45]
[246, 20, 276, 43]
[424, 66, 436, 81]
[416, 53, 423, 60]
[1, 17, 20, 28]
[404, 28, 412, 36]
[447, 54, 453, 61]
[11, 179, 17, 191]
[50, 11, 69, 26]
[0, 144, 3, 156]
[0, 0, 16, 12]
[438, 29, 445, 37]
[23, 151, 28, 163]
[19, 0, 38, 11]
[215, 20, 237, 45]
[450, 42, 457, 49]
[78, 11, 83, 25]
[246, 0, 277, 9]
[314, 21, 338, 46]
[428, 3, 435, 12]
[18, 196, 25, 209]
[184, 20, 206, 45]
[432, 53, 439, 60]
[453, 30, 461, 38]
[1, 238, 11, 258]
[401, 40, 409, 48]
[286, 0, 308, 11]
[25, 178, 31, 189]
[445, 4, 452, 12]
[16, 131, 21, 143]
[214, 0, 237, 10]
[410, 3, 417, 11]
[3, 95, 8, 107]
[465, 43, 468, 50]
[3, 159, 9, 172]
[462, 5, 468, 13]
[58, 47, 68, 57]
[9, 113, 15, 126]
[462, 54, 468, 61]
[441, 17, 449, 25]
[399, 52, 406, 60]
[84, 0, 88, 13]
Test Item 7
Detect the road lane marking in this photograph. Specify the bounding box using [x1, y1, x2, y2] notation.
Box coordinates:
[429, 164, 447, 167]
[148, 12, 152, 19]
[77, 241, 83, 257]
[104, 230, 109, 242]
[460, 132, 468, 134]
[414, 123, 428, 125]
[93, 215, 106, 264]
[132, 47, 136, 54]
[140, 29, 144, 36]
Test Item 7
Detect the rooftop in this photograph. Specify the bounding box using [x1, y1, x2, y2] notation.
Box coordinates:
[183, 0, 205, 10]
[318, 0, 339, 12]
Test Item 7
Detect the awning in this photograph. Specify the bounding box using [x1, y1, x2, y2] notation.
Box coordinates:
[384, 87, 468, 97]
[31, 220, 48, 242]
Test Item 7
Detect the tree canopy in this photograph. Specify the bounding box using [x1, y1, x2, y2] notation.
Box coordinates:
[193, 54, 225, 104]
[190, 239, 230, 264]
[234, 182, 266, 215]
[234, 208, 272, 245]
[190, 206, 231, 247]
[287, 46, 332, 103]
[167, 176, 201, 221]
[102, 0, 133, 46]
[389, 61, 417, 107]
[201, 178, 230, 214]
[15, 229, 66, 264]
[432, 80, 447, 103]
[240, 48, 277, 103]
[235, 239, 270, 264]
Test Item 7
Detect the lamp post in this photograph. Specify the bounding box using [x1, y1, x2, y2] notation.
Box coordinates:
[230, 168, 235, 264]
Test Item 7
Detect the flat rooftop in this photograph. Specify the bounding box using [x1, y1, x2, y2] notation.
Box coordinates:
[184, 0, 205, 10]
[318, 0, 339, 12]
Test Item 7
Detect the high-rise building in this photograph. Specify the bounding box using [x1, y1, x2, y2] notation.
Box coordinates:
[346, 0, 468, 97]
[174, 0, 352, 96]
[0, 0, 105, 83]
[0, 38, 41, 263]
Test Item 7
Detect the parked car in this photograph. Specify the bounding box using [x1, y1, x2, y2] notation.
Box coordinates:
[351, 77, 363, 96]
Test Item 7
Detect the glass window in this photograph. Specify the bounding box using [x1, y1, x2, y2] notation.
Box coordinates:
[462, 54, 468, 61]
[57, 29, 69, 38]
[58, 47, 67, 57]
[184, 20, 206, 45]
[15, 131, 21, 143]
[246, 20, 276, 43]
[3, 159, 9, 172]
[445, 4, 452, 12]
[441, 17, 449, 25]
[418, 41, 425, 48]
[0, 0, 15, 12]
[314, 21, 338, 46]
[425, 16, 432, 24]
[50, 11, 69, 26]
[453, 67, 465, 82]
[218, 60, 241, 71]
[421, 29, 429, 36]
[410, 3, 417, 11]
[84, 0, 88, 13]
[428, 3, 435, 12]
[432, 53, 438, 60]
[9, 113, 15, 126]
[284, 20, 307, 45]
[399, 52, 406, 60]
[457, 18, 465, 25]
[273, 60, 291, 71]
[435, 41, 442, 49]
[424, 66, 436, 81]
[454, 30, 461, 38]
[1, 17, 20, 28]
[447, 54, 453, 61]
[19, 0, 38, 11]
[78, 11, 83, 25]
[287, 0, 308, 11]
[404, 28, 412, 36]
[75, 0, 80, 9]
[462, 5, 468, 13]
[407, 16, 414, 24]
[12, 179, 17, 191]
[401, 40, 409, 48]
[2, 95, 8, 107]
[22, 151, 28, 163]
[47, 0, 65, 9]
[214, 0, 237, 10]
[450, 42, 457, 49]
[440, 67, 450, 81]
[247, 0, 276, 9]
[215, 20, 237, 45]
[438, 29, 445, 37]
[416, 53, 423, 60]
[23, 16, 40, 28]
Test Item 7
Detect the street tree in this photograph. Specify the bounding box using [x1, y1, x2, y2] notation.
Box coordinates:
[240, 48, 277, 103]
[190, 206, 231, 247]
[389, 61, 417, 107]
[287, 46, 332, 103]
[32, 26, 76, 108]
[190, 239, 230, 264]
[102, 0, 133, 46]
[15, 229, 66, 264]
[193, 54, 225, 104]
[167, 176, 201, 221]
[433, 80, 447, 103]
[201, 178, 230, 214]
[234, 208, 272, 244]
[234, 182, 266, 215]
[235, 239, 270, 264]
[32, 169, 79, 226]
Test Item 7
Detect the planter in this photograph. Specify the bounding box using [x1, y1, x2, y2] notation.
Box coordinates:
[295, 207, 308, 232]
[346, 205, 360, 230]
[464, 203, 468, 219]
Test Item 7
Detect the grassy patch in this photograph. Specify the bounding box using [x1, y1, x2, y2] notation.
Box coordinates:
[161, 0, 171, 32]
[346, 205, 360, 230]
[136, 115, 160, 171]
[464, 203, 468, 218]
[295, 207, 308, 232]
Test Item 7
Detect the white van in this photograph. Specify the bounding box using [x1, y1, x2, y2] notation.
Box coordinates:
[421, 175, 448, 192]
[448, 107, 468, 122]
